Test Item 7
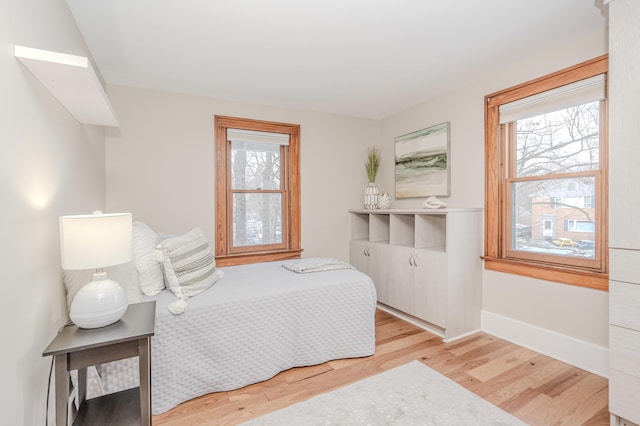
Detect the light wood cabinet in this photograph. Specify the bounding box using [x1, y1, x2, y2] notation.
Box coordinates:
[608, 1, 640, 424]
[349, 208, 482, 341]
[609, 271, 640, 425]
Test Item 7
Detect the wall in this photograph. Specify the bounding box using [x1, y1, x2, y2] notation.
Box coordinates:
[380, 28, 609, 373]
[0, 0, 107, 424]
[105, 86, 380, 261]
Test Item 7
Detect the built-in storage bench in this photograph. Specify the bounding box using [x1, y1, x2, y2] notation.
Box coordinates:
[349, 208, 482, 341]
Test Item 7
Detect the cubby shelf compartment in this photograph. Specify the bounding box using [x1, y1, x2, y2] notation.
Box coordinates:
[369, 213, 390, 243]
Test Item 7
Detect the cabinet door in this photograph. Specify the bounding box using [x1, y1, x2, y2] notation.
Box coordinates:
[610, 325, 640, 378]
[610, 281, 640, 331]
[350, 241, 388, 304]
[609, 369, 640, 425]
[349, 240, 369, 274]
[368, 243, 389, 305]
[413, 249, 447, 328]
[387, 246, 415, 314]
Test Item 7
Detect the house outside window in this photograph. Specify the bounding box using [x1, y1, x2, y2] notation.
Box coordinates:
[484, 55, 608, 290]
[215, 115, 302, 266]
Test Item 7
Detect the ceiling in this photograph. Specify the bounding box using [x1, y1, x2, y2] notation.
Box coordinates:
[65, 0, 607, 120]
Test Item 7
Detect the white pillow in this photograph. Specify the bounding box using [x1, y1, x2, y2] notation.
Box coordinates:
[156, 228, 223, 314]
[63, 261, 143, 311]
[133, 221, 165, 295]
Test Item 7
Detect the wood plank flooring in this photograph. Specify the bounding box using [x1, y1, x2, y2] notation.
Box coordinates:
[153, 309, 609, 425]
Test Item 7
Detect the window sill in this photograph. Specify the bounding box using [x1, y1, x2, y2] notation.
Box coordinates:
[216, 249, 303, 267]
[483, 257, 608, 291]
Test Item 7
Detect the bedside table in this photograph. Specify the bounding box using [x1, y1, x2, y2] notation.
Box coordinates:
[43, 301, 156, 426]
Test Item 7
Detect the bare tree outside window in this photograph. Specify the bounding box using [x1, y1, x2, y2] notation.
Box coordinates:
[508, 101, 600, 260]
[231, 141, 283, 247]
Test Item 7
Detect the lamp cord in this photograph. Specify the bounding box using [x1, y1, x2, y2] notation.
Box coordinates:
[45, 320, 72, 426]
[45, 356, 53, 426]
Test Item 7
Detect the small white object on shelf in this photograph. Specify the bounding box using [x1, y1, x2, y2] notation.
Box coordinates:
[422, 196, 447, 209]
[377, 192, 390, 209]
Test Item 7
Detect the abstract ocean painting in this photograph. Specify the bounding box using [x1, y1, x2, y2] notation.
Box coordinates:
[395, 122, 450, 198]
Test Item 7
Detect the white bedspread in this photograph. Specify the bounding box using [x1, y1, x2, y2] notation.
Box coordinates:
[96, 260, 377, 414]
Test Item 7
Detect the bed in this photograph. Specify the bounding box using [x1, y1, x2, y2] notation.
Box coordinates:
[80, 259, 377, 414]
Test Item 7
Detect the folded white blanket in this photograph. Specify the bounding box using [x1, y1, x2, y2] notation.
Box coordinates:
[282, 257, 355, 274]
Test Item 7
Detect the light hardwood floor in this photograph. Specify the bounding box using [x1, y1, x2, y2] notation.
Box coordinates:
[154, 309, 609, 425]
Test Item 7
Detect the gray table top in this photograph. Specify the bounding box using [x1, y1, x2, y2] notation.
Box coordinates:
[43, 301, 156, 357]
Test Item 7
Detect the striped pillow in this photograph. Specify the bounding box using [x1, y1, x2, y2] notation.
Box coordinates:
[156, 228, 223, 303]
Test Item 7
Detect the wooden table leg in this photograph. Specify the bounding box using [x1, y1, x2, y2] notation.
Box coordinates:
[138, 337, 151, 425]
[77, 367, 87, 407]
[54, 355, 68, 426]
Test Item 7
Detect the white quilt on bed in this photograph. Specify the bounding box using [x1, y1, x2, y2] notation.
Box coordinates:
[95, 260, 377, 414]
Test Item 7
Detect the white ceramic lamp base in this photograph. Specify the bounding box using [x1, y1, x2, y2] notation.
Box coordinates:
[70, 272, 128, 329]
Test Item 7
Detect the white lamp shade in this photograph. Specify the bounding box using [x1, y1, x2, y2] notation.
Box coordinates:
[60, 212, 133, 270]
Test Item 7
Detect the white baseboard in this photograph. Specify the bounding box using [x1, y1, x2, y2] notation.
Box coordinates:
[376, 303, 445, 339]
[481, 310, 609, 378]
[377, 303, 481, 343]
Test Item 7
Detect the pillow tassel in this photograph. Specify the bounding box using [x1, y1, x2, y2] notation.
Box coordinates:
[168, 299, 187, 315]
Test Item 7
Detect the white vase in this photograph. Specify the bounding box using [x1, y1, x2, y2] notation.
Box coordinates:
[364, 182, 379, 210]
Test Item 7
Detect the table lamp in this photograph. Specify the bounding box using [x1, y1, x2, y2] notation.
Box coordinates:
[59, 211, 133, 329]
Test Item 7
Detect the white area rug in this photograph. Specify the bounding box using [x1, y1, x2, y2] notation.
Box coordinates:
[242, 361, 527, 425]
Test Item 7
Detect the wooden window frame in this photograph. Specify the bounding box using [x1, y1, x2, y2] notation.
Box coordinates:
[215, 115, 302, 266]
[484, 55, 609, 291]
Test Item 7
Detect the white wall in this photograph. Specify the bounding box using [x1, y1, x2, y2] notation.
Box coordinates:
[0, 0, 108, 424]
[380, 28, 610, 353]
[105, 85, 380, 261]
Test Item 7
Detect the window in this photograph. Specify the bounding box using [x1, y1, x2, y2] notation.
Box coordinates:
[566, 219, 595, 233]
[215, 116, 301, 266]
[484, 55, 608, 290]
[583, 196, 595, 208]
